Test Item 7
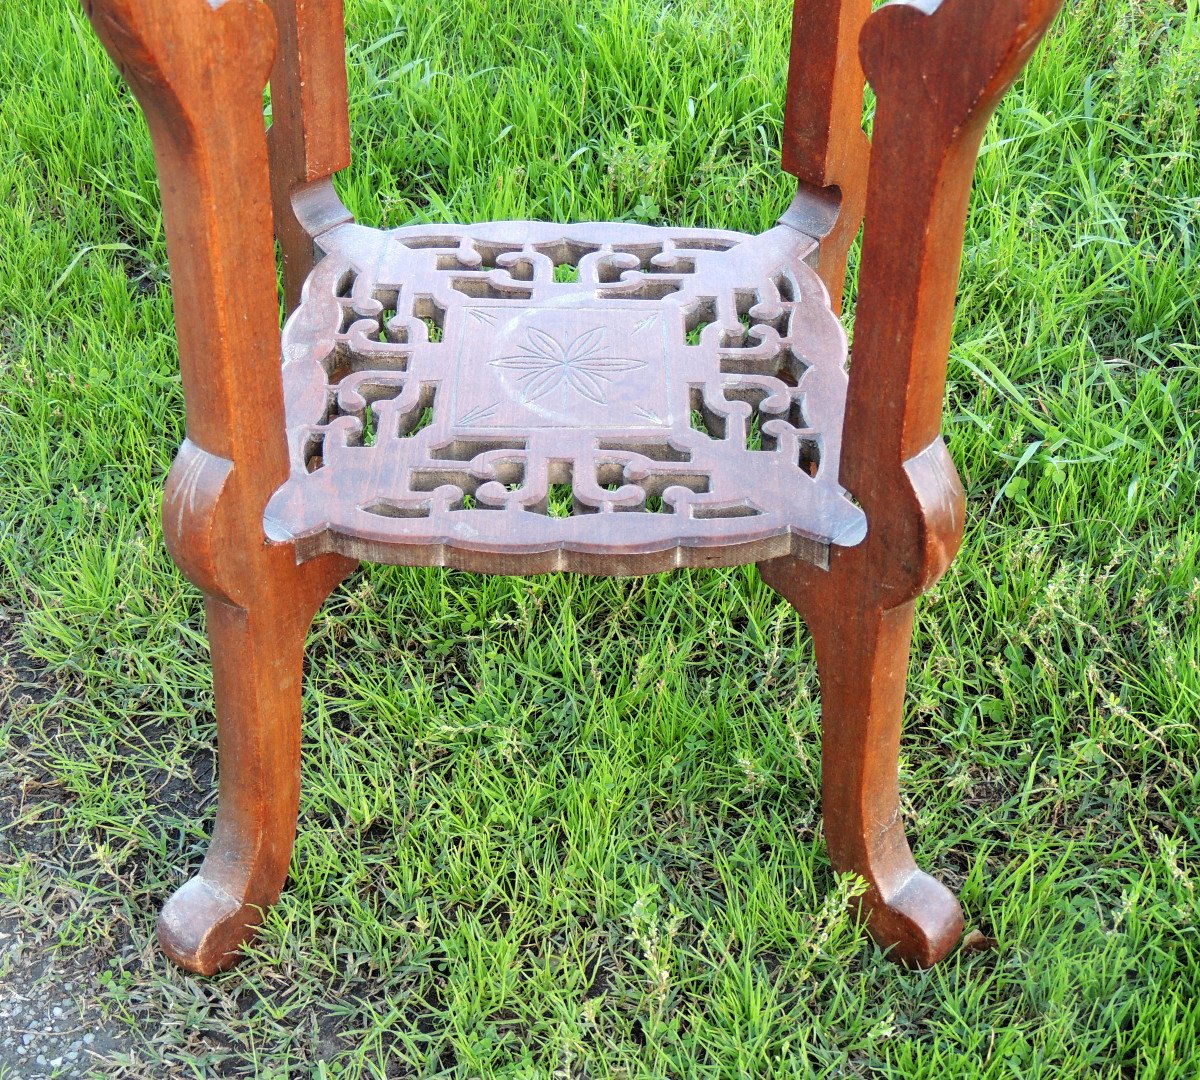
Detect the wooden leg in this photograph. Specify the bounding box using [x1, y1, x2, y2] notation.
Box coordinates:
[761, 550, 963, 967]
[807, 594, 962, 966]
[157, 593, 317, 975]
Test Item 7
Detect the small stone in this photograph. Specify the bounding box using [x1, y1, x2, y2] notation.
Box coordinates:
[22, 1033, 33, 1046]
[82, 1033, 95, 1045]
[51, 1057, 63, 1067]
[52, 1006, 64, 1018]
[36, 1054, 46, 1066]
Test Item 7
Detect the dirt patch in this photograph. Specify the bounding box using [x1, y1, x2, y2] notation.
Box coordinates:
[0, 611, 137, 1079]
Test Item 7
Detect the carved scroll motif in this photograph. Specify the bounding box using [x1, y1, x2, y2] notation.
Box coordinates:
[265, 220, 866, 575]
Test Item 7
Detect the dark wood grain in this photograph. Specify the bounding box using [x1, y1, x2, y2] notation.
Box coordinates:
[79, 0, 1063, 973]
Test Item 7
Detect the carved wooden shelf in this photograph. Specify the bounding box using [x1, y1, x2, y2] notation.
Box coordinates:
[266, 220, 866, 574]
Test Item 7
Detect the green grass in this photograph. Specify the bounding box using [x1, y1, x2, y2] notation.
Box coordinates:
[1, 0, 1198, 1076]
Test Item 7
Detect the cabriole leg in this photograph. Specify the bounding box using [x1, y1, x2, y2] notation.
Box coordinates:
[808, 595, 962, 966]
[158, 594, 318, 975]
[762, 555, 964, 968]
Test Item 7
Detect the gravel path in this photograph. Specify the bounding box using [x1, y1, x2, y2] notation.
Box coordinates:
[0, 926, 111, 1080]
[0, 924, 122, 1079]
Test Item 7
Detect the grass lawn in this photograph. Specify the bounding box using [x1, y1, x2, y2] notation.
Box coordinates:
[1, 0, 1198, 1075]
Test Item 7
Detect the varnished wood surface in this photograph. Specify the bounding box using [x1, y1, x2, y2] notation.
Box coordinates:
[79, 0, 1064, 973]
[83, 0, 356, 974]
[762, 0, 1066, 964]
[266, 0, 352, 313]
[780, 0, 871, 311]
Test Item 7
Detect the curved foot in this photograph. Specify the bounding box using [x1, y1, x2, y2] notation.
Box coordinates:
[860, 869, 963, 967]
[158, 875, 265, 975]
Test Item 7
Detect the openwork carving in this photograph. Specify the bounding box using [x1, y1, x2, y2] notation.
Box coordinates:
[265, 220, 866, 574]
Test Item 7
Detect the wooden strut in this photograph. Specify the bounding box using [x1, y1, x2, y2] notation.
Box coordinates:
[79, 0, 1063, 973]
[779, 0, 872, 313]
[264, 0, 353, 313]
